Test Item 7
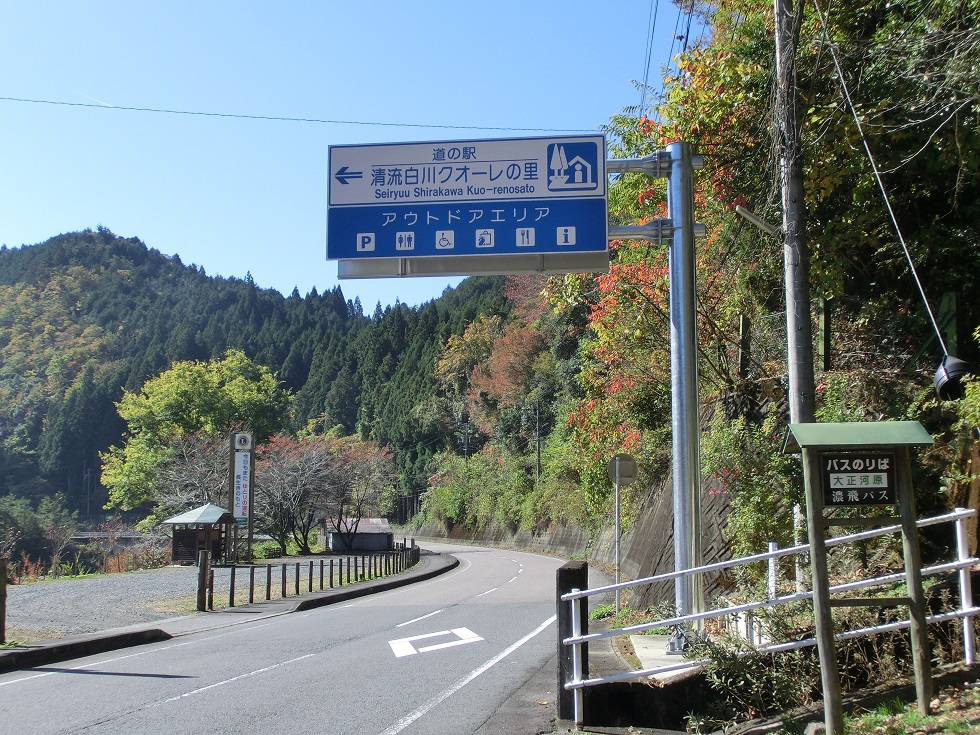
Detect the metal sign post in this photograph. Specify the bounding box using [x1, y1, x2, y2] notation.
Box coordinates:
[607, 453, 638, 613]
[609, 143, 706, 634]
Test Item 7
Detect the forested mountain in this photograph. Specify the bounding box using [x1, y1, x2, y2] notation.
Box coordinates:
[3, 0, 979, 557]
[0, 228, 509, 516]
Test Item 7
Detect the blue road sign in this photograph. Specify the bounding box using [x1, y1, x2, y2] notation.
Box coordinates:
[327, 135, 607, 265]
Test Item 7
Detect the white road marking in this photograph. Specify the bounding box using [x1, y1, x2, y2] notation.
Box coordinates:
[378, 615, 557, 735]
[388, 627, 483, 658]
[0, 624, 275, 689]
[396, 609, 444, 627]
[476, 587, 498, 597]
[156, 653, 315, 703]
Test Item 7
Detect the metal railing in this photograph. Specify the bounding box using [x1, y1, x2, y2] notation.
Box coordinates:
[560, 508, 979, 723]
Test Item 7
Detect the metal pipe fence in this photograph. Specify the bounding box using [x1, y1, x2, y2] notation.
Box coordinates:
[197, 544, 421, 611]
[559, 508, 979, 723]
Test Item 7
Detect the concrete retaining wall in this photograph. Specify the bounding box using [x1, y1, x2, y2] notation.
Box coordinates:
[411, 469, 735, 610]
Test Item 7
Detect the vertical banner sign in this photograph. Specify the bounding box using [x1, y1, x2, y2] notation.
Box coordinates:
[232, 433, 253, 522]
[233, 451, 250, 521]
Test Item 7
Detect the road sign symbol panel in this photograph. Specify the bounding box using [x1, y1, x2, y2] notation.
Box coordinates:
[327, 135, 607, 263]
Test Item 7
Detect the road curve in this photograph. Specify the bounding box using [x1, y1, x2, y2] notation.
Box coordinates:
[0, 542, 566, 735]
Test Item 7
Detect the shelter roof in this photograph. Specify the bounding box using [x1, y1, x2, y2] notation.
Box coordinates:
[784, 421, 933, 453]
[161, 503, 234, 526]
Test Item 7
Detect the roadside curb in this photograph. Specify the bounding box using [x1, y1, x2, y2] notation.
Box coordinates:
[0, 629, 174, 673]
[0, 550, 459, 674]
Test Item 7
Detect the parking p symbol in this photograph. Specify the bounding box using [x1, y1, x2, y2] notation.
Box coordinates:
[356, 233, 376, 252]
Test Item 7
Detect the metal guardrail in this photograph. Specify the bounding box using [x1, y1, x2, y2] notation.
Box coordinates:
[560, 508, 978, 723]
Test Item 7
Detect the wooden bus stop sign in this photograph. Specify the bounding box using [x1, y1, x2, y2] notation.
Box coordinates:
[785, 420, 934, 735]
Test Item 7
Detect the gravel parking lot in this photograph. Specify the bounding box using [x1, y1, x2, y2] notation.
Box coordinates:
[4, 554, 401, 642]
[4, 565, 204, 641]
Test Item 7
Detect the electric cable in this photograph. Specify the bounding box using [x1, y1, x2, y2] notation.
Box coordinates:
[810, 0, 949, 356]
[0, 96, 592, 134]
[640, 0, 661, 112]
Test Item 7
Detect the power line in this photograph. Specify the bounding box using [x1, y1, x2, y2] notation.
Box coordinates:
[640, 0, 661, 111]
[0, 96, 593, 134]
[811, 0, 948, 356]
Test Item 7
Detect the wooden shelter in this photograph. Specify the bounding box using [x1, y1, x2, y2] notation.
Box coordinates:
[161, 503, 235, 564]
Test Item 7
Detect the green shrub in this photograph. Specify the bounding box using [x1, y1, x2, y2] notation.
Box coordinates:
[253, 541, 284, 560]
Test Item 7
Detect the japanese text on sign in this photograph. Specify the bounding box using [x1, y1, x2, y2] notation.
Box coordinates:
[821, 452, 896, 506]
[233, 450, 250, 520]
[327, 135, 607, 262]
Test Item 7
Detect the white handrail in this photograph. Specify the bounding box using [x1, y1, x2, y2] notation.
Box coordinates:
[564, 557, 977, 646]
[566, 607, 980, 690]
[562, 508, 978, 694]
[561, 507, 975, 602]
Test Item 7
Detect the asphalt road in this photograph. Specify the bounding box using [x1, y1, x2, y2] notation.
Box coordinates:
[0, 542, 565, 735]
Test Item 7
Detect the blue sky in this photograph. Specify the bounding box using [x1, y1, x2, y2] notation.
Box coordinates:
[1, 1, 693, 308]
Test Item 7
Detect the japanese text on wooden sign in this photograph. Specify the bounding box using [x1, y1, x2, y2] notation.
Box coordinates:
[821, 451, 897, 506]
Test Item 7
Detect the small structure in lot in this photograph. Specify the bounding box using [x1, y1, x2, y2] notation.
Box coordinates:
[322, 517, 393, 552]
[161, 503, 235, 564]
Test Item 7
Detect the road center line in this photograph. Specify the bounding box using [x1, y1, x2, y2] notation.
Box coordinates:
[476, 587, 498, 597]
[396, 609, 444, 627]
[377, 614, 557, 735]
[155, 653, 315, 704]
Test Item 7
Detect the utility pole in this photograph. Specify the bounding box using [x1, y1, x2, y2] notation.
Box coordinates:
[775, 0, 816, 426]
[776, 1, 835, 731]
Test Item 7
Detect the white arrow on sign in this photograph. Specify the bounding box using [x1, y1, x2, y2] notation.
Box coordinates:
[388, 628, 484, 658]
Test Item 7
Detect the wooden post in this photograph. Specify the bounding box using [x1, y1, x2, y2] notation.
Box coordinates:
[294, 562, 300, 595]
[897, 446, 933, 713]
[207, 569, 214, 610]
[1, 557, 7, 644]
[319, 559, 324, 590]
[196, 550, 211, 612]
[229, 565, 236, 607]
[308, 560, 314, 592]
[803, 448, 843, 734]
[249, 566, 255, 604]
[265, 564, 272, 601]
[818, 297, 833, 371]
[281, 563, 287, 598]
[329, 559, 334, 588]
[738, 314, 751, 379]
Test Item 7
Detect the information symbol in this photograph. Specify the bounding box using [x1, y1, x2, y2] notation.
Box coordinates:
[557, 226, 577, 246]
